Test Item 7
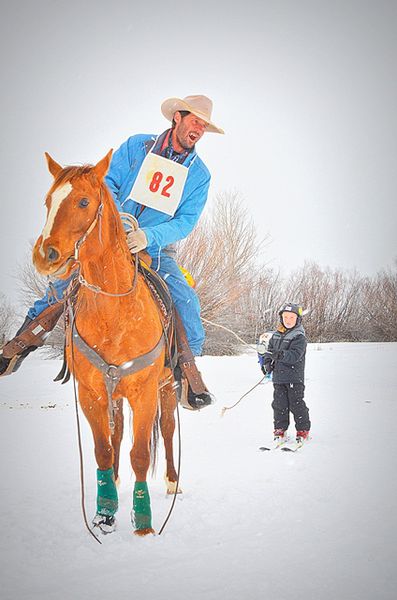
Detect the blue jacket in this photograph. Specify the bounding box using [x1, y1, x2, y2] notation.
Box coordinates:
[105, 133, 211, 256]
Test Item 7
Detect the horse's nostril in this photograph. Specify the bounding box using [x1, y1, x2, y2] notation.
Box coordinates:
[47, 247, 59, 262]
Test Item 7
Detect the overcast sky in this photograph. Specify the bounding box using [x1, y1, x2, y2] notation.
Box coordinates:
[1, 0, 396, 305]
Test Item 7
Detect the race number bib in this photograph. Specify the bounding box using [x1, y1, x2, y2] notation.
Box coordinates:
[129, 153, 188, 216]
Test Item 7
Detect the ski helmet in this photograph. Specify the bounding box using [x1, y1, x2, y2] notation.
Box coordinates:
[278, 303, 303, 325]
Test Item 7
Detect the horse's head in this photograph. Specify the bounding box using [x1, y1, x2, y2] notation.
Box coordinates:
[32, 150, 113, 278]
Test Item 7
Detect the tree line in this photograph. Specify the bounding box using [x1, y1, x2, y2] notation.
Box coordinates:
[177, 193, 397, 353]
[0, 192, 396, 355]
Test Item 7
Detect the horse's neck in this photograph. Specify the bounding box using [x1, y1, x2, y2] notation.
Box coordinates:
[73, 196, 164, 356]
[78, 201, 135, 299]
[83, 246, 134, 293]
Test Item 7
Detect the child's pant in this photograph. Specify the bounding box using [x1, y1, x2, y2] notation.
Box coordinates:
[272, 383, 311, 431]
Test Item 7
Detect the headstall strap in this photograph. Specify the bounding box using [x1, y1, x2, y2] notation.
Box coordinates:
[74, 195, 104, 260]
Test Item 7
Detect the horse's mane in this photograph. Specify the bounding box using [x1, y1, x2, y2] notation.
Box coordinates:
[53, 164, 97, 187]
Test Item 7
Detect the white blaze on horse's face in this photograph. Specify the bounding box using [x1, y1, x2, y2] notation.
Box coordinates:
[39, 182, 73, 257]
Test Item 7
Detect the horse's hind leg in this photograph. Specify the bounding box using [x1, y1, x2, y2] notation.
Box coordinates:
[78, 383, 118, 533]
[159, 380, 181, 494]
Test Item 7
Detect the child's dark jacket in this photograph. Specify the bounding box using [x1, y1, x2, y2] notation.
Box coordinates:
[264, 324, 306, 384]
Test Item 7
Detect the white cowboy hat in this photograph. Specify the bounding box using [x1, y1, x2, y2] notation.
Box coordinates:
[161, 95, 224, 134]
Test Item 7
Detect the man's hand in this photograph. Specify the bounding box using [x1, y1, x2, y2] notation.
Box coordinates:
[126, 229, 148, 253]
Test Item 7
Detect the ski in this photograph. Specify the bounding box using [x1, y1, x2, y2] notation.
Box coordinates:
[281, 440, 305, 452]
[259, 437, 289, 451]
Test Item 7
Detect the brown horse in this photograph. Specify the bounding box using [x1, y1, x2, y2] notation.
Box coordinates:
[32, 151, 179, 536]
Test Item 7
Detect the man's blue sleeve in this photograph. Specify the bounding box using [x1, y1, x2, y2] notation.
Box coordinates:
[105, 138, 133, 212]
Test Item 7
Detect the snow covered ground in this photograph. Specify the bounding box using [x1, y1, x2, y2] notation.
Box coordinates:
[0, 343, 396, 600]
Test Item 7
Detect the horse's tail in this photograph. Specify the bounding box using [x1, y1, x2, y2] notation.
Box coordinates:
[150, 409, 160, 476]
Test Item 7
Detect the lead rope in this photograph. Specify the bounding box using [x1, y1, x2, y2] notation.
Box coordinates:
[201, 317, 258, 352]
[220, 375, 268, 416]
[147, 291, 181, 536]
[201, 317, 271, 415]
[158, 394, 181, 536]
[69, 304, 102, 545]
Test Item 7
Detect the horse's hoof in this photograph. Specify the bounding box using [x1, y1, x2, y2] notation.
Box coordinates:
[164, 475, 183, 495]
[166, 483, 183, 495]
[133, 527, 155, 537]
[92, 513, 117, 534]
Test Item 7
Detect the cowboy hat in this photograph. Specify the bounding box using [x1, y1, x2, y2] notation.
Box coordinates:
[161, 95, 224, 134]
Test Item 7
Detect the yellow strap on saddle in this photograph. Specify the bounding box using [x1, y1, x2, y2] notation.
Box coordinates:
[178, 266, 196, 288]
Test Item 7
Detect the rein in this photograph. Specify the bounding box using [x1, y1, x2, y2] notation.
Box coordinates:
[77, 262, 138, 297]
[69, 314, 102, 545]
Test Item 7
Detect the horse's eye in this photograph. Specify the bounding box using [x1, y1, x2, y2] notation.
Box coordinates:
[79, 198, 89, 208]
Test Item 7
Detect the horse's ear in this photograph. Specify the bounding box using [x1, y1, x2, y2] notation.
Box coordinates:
[45, 152, 63, 178]
[94, 149, 113, 181]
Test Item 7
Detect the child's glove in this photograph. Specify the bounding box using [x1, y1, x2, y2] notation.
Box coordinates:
[264, 360, 273, 373]
[261, 360, 273, 376]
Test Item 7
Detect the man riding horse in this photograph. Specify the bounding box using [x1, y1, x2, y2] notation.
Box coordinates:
[0, 94, 224, 409]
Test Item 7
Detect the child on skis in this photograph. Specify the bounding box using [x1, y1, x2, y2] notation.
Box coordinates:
[258, 303, 311, 445]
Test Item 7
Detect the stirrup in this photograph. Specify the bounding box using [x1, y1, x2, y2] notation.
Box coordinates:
[187, 388, 214, 410]
[0, 355, 22, 378]
[177, 377, 214, 411]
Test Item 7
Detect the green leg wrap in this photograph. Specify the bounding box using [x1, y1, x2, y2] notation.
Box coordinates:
[132, 481, 152, 530]
[97, 468, 118, 517]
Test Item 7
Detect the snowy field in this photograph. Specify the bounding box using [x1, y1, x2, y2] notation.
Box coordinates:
[0, 343, 396, 600]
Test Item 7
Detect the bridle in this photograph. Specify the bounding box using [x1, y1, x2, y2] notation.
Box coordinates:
[73, 198, 104, 260]
[52, 188, 138, 297]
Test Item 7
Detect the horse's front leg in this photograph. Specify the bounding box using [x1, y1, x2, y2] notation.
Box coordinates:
[111, 397, 124, 484]
[159, 378, 182, 495]
[78, 382, 118, 534]
[128, 379, 159, 536]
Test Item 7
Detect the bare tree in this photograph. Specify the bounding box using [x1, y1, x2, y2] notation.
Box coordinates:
[16, 212, 397, 354]
[17, 250, 65, 357]
[177, 192, 269, 354]
[0, 293, 16, 346]
[281, 261, 364, 341]
[361, 261, 397, 341]
[18, 252, 48, 310]
[238, 268, 285, 342]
